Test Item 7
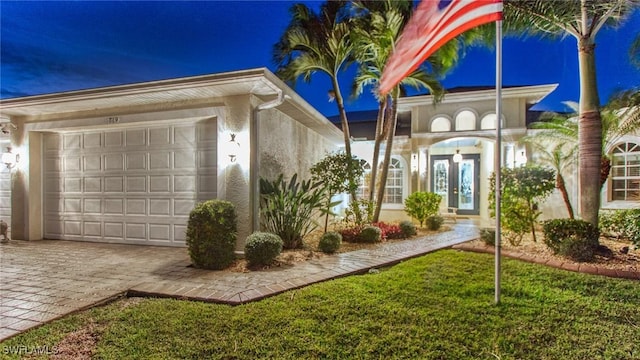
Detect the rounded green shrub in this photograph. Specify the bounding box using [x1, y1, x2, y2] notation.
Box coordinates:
[244, 232, 283, 267]
[318, 231, 342, 253]
[399, 220, 417, 238]
[186, 200, 237, 270]
[480, 228, 496, 246]
[426, 215, 444, 231]
[358, 225, 382, 243]
[542, 219, 600, 262]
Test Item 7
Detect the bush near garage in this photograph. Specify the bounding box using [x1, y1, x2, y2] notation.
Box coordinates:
[244, 232, 283, 267]
[186, 200, 237, 270]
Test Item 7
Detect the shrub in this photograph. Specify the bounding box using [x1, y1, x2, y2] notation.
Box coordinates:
[600, 209, 640, 247]
[345, 199, 375, 226]
[339, 226, 363, 243]
[542, 219, 600, 262]
[310, 152, 364, 231]
[404, 192, 442, 227]
[426, 215, 444, 231]
[399, 220, 417, 238]
[489, 166, 556, 244]
[244, 232, 283, 267]
[186, 200, 237, 270]
[318, 232, 342, 253]
[260, 174, 326, 249]
[358, 225, 382, 243]
[480, 228, 496, 246]
[372, 222, 404, 240]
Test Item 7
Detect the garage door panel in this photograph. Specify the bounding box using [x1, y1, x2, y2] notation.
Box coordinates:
[84, 177, 102, 192]
[126, 129, 146, 146]
[150, 152, 170, 169]
[83, 133, 102, 148]
[150, 176, 171, 192]
[44, 121, 216, 246]
[126, 153, 147, 170]
[64, 134, 81, 150]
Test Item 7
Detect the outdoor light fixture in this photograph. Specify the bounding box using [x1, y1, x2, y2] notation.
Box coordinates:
[453, 149, 462, 163]
[227, 133, 240, 164]
[2, 147, 19, 169]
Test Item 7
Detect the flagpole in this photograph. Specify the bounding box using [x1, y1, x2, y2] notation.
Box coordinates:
[494, 19, 503, 305]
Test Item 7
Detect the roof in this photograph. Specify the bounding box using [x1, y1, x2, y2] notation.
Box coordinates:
[0, 68, 344, 143]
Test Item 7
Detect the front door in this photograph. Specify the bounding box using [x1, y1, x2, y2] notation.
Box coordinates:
[431, 154, 480, 216]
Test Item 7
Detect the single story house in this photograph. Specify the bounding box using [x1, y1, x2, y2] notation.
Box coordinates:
[2, 70, 637, 250]
[0, 68, 343, 250]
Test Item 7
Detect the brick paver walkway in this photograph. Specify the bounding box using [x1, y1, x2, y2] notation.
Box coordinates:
[0, 222, 479, 341]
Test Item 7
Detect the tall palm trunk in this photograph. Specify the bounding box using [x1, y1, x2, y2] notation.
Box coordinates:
[373, 94, 398, 223]
[368, 101, 387, 202]
[577, 35, 602, 227]
[331, 76, 362, 223]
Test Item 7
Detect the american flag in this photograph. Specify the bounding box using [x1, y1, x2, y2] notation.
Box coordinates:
[379, 0, 503, 95]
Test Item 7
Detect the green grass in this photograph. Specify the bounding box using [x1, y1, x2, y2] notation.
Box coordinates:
[2, 250, 639, 359]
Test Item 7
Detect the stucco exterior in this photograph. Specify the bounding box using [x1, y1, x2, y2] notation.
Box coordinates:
[0, 68, 342, 250]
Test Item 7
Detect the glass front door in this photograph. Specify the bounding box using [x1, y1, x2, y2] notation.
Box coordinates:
[430, 154, 480, 215]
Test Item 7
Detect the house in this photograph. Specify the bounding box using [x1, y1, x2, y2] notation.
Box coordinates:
[346, 84, 558, 223]
[0, 68, 342, 250]
[342, 84, 639, 223]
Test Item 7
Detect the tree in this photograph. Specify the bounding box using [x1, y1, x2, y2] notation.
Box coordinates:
[349, 0, 484, 222]
[274, 1, 362, 222]
[523, 138, 577, 218]
[404, 192, 442, 227]
[503, 0, 639, 226]
[310, 152, 364, 232]
[489, 166, 556, 244]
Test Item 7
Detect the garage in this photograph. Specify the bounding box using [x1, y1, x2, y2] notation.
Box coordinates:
[0, 137, 10, 236]
[43, 120, 217, 246]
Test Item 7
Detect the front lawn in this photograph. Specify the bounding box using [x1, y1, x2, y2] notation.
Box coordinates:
[3, 250, 639, 359]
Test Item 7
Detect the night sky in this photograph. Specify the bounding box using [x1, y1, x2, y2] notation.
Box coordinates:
[1, 1, 639, 117]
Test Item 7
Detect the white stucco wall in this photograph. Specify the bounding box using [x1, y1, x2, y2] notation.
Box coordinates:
[258, 108, 337, 181]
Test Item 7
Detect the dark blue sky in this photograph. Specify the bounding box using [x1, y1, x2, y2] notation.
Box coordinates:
[1, 1, 639, 117]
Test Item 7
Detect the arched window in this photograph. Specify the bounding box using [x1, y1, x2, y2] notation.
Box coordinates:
[383, 157, 405, 204]
[611, 142, 640, 201]
[431, 116, 451, 132]
[480, 113, 496, 130]
[455, 110, 476, 131]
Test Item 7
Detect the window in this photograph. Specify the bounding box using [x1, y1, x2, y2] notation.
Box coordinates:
[383, 158, 404, 204]
[431, 116, 451, 132]
[356, 158, 405, 204]
[481, 113, 496, 130]
[611, 142, 640, 201]
[455, 110, 476, 131]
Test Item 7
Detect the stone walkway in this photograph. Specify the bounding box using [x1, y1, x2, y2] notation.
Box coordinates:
[0, 222, 479, 341]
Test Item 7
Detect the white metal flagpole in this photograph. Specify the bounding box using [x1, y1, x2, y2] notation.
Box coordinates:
[495, 18, 503, 305]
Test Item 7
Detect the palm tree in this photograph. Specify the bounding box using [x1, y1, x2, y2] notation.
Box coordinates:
[524, 139, 577, 218]
[350, 0, 484, 222]
[273, 1, 362, 221]
[503, 0, 639, 226]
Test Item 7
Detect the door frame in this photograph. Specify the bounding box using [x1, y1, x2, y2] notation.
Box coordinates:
[430, 154, 480, 216]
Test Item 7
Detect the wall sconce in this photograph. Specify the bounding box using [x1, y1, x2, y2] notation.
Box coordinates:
[516, 150, 527, 166]
[2, 147, 19, 169]
[411, 153, 418, 172]
[227, 133, 240, 163]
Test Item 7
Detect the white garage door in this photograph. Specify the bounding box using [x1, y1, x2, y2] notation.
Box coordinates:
[43, 120, 217, 246]
[0, 138, 11, 236]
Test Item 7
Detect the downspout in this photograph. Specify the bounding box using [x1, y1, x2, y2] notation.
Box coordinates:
[251, 90, 287, 232]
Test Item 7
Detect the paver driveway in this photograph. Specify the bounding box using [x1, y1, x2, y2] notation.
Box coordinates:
[0, 222, 479, 341]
